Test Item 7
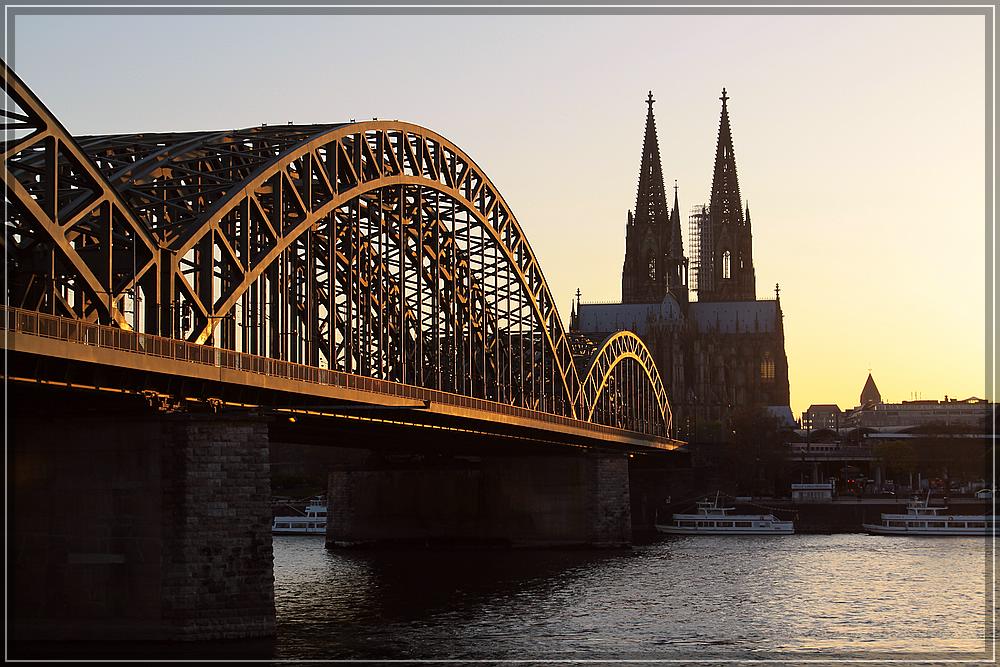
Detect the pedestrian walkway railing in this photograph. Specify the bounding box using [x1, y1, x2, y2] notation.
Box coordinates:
[3, 306, 678, 448]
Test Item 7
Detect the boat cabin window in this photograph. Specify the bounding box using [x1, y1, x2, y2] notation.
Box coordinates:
[948, 522, 966, 528]
[318, 523, 327, 529]
[927, 522, 946, 528]
[274, 522, 290, 529]
[697, 521, 716, 527]
[909, 522, 926, 528]
[888, 521, 907, 527]
[679, 521, 696, 527]
[717, 521, 734, 527]
[967, 522, 985, 528]
[292, 523, 308, 529]
[735, 521, 752, 528]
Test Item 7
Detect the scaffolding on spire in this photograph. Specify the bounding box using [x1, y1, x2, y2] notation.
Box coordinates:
[687, 204, 710, 296]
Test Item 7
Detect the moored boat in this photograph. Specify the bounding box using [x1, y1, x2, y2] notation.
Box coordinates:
[656, 492, 795, 535]
[272, 496, 328, 535]
[862, 493, 994, 536]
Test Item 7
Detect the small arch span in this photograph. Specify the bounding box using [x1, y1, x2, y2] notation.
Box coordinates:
[577, 331, 672, 436]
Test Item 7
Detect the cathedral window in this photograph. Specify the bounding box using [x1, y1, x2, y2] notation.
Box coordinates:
[722, 250, 731, 279]
[760, 352, 775, 383]
[647, 254, 656, 280]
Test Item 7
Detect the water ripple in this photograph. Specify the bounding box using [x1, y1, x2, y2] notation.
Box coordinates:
[273, 533, 993, 660]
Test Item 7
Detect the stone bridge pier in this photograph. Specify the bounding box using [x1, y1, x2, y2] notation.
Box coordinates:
[8, 387, 681, 643]
[326, 451, 633, 549]
[9, 408, 276, 641]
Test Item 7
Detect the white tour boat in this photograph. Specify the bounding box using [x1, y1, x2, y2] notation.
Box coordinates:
[656, 493, 795, 535]
[272, 497, 328, 535]
[862, 493, 994, 536]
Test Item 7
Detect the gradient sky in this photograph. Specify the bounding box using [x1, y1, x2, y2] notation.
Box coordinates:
[9, 11, 989, 417]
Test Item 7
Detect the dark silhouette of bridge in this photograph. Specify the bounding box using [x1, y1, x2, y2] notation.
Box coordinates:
[4, 60, 689, 643]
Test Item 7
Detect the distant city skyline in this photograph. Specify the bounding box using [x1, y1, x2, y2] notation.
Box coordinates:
[9, 10, 990, 417]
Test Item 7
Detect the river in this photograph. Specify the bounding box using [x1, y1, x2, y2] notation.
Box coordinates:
[273, 533, 992, 661]
[10, 533, 992, 661]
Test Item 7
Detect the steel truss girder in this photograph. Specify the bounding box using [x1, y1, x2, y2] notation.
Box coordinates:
[70, 123, 579, 417]
[64, 124, 566, 413]
[578, 331, 672, 436]
[132, 122, 581, 417]
[2, 60, 159, 327]
[3, 61, 676, 435]
[289, 193, 507, 404]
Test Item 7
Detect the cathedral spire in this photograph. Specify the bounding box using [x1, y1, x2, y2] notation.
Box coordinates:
[710, 87, 743, 225]
[622, 91, 677, 303]
[699, 88, 756, 302]
[634, 91, 670, 227]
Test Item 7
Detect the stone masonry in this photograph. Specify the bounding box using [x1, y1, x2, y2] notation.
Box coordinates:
[159, 415, 275, 640]
[10, 411, 275, 641]
[327, 452, 632, 548]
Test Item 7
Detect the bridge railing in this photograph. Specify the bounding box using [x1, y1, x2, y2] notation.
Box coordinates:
[3, 306, 675, 446]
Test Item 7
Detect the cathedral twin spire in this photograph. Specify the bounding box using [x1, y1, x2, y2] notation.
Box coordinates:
[621, 92, 687, 304]
[709, 88, 743, 226]
[700, 87, 756, 302]
[633, 92, 671, 228]
[622, 87, 757, 305]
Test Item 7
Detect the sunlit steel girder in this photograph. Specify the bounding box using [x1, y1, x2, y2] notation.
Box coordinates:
[578, 331, 671, 436]
[3, 60, 674, 436]
[2, 60, 158, 327]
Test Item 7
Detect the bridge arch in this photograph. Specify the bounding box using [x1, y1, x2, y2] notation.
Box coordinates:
[5, 60, 682, 437]
[3, 62, 584, 419]
[2, 60, 158, 328]
[578, 331, 672, 436]
[135, 123, 582, 417]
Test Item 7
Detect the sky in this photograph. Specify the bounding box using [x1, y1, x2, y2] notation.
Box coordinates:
[8, 10, 990, 418]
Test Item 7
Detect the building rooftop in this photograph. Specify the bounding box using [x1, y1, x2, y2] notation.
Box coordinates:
[576, 296, 780, 337]
[577, 293, 683, 337]
[688, 300, 778, 334]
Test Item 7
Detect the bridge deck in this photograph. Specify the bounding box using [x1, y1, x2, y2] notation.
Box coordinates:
[3, 307, 683, 454]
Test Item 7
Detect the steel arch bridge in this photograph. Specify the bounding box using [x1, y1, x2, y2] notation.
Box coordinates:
[3, 61, 673, 438]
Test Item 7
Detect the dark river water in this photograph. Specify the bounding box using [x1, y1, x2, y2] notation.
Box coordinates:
[272, 533, 993, 662]
[11, 534, 994, 662]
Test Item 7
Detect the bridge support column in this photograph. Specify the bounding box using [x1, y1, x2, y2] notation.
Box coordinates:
[10, 410, 275, 641]
[627, 452, 696, 534]
[327, 452, 631, 548]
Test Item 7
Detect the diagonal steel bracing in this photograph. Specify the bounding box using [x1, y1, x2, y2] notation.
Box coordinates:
[3, 61, 672, 437]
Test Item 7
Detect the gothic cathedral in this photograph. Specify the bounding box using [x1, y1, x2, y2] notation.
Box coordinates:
[572, 90, 791, 441]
